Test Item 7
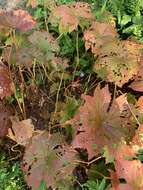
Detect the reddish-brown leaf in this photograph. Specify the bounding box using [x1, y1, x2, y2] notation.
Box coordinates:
[137, 96, 143, 111]
[93, 40, 142, 86]
[84, 21, 117, 54]
[49, 5, 78, 33]
[94, 53, 138, 86]
[0, 9, 36, 31]
[109, 184, 133, 190]
[49, 2, 94, 33]
[129, 81, 143, 92]
[110, 170, 133, 190]
[8, 117, 35, 146]
[84, 21, 143, 86]
[72, 85, 127, 159]
[110, 170, 120, 189]
[115, 143, 143, 190]
[22, 132, 77, 189]
[131, 125, 143, 151]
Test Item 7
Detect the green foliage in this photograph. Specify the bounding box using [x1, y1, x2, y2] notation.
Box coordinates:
[136, 149, 143, 162]
[82, 179, 107, 190]
[60, 96, 79, 123]
[36, 180, 48, 190]
[124, 0, 143, 15]
[56, 0, 75, 5]
[59, 34, 76, 57]
[0, 154, 27, 190]
[87, 161, 109, 180]
[94, 0, 143, 40]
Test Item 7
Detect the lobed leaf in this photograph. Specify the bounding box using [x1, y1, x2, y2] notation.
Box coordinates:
[0, 9, 36, 31]
[49, 2, 94, 34]
[22, 132, 77, 189]
[71, 85, 128, 159]
[8, 117, 35, 146]
[84, 21, 117, 55]
[114, 143, 143, 190]
[84, 21, 143, 86]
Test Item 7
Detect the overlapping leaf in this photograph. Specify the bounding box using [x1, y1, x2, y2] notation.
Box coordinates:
[28, 31, 59, 55]
[113, 143, 143, 190]
[0, 9, 36, 31]
[109, 170, 133, 190]
[84, 21, 117, 55]
[97, 41, 143, 86]
[49, 2, 94, 33]
[95, 52, 138, 86]
[22, 132, 77, 189]
[129, 81, 143, 92]
[84, 21, 143, 86]
[2, 31, 63, 69]
[8, 117, 35, 146]
[71, 85, 128, 159]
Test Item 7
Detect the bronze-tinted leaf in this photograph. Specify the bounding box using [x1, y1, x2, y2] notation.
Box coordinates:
[2, 31, 62, 69]
[8, 117, 35, 146]
[84, 21, 117, 54]
[22, 132, 77, 189]
[115, 143, 143, 189]
[129, 81, 143, 92]
[137, 96, 143, 111]
[49, 2, 94, 33]
[94, 54, 138, 86]
[72, 85, 127, 159]
[84, 21, 143, 86]
[94, 39, 142, 86]
[110, 170, 133, 190]
[0, 9, 36, 31]
[28, 31, 59, 53]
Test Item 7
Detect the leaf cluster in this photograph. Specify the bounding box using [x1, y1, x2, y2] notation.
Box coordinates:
[1, 1, 143, 190]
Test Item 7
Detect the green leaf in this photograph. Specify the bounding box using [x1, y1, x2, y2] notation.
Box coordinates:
[98, 179, 106, 190]
[137, 149, 143, 162]
[82, 179, 106, 190]
[36, 180, 48, 190]
[120, 15, 131, 27]
[60, 96, 79, 123]
[127, 93, 136, 104]
[88, 161, 109, 181]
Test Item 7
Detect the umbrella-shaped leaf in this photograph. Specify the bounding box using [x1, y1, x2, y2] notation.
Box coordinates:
[72, 85, 127, 159]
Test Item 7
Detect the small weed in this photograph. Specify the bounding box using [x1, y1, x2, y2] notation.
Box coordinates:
[0, 153, 28, 190]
